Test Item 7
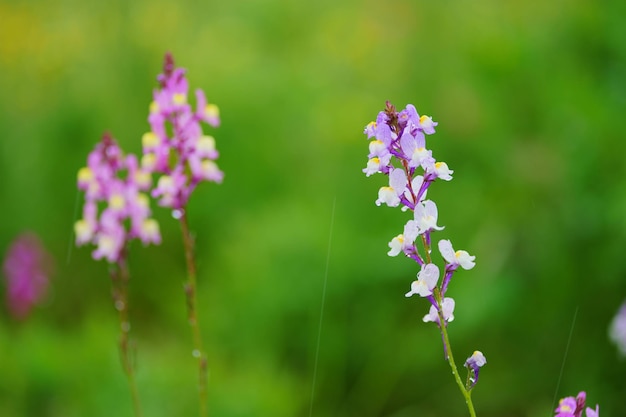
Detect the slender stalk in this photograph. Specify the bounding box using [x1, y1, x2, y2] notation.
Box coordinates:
[434, 288, 476, 417]
[179, 210, 208, 417]
[111, 256, 143, 417]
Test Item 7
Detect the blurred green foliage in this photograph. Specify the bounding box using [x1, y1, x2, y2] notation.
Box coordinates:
[1, 0, 626, 416]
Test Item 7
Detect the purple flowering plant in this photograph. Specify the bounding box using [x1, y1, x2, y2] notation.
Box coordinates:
[363, 101, 483, 416]
[75, 132, 161, 417]
[363, 101, 605, 417]
[75, 52, 221, 417]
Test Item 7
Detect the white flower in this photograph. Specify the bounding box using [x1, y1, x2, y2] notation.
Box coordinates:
[438, 239, 476, 270]
[423, 297, 455, 324]
[414, 200, 444, 233]
[405, 263, 439, 297]
[375, 168, 407, 207]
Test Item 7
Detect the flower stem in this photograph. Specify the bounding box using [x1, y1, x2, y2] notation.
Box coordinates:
[112, 256, 143, 417]
[435, 288, 476, 417]
[179, 211, 209, 417]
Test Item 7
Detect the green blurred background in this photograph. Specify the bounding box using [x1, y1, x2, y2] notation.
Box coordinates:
[1, 0, 626, 416]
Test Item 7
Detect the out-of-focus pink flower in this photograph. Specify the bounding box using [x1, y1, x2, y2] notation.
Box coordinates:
[3, 233, 52, 320]
[142, 52, 223, 209]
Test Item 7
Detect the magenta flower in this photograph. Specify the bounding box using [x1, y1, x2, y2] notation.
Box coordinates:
[555, 392, 599, 417]
[75, 133, 161, 263]
[142, 52, 223, 209]
[3, 233, 52, 320]
[555, 396, 578, 417]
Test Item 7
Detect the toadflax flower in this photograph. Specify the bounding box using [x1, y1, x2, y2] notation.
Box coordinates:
[364, 101, 482, 415]
[439, 239, 476, 296]
[405, 263, 439, 298]
[423, 297, 455, 325]
[3, 232, 52, 320]
[555, 391, 599, 417]
[464, 350, 486, 389]
[142, 52, 223, 210]
[364, 101, 475, 318]
[75, 133, 161, 263]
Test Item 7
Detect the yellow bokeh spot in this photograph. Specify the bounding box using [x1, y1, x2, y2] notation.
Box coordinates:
[74, 219, 92, 239]
[201, 160, 218, 173]
[77, 167, 93, 183]
[109, 193, 125, 210]
[141, 153, 156, 170]
[136, 193, 149, 208]
[198, 135, 216, 152]
[204, 103, 219, 118]
[173, 93, 187, 105]
[142, 132, 158, 148]
[134, 170, 151, 187]
[149, 101, 159, 114]
[142, 218, 160, 235]
[158, 175, 174, 189]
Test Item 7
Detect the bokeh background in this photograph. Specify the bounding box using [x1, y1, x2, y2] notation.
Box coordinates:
[1, 0, 626, 416]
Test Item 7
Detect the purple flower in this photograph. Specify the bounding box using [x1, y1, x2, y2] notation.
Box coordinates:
[609, 300, 626, 356]
[363, 102, 439, 180]
[586, 405, 599, 417]
[423, 297, 455, 325]
[555, 396, 577, 417]
[438, 239, 476, 296]
[3, 233, 52, 320]
[555, 392, 599, 417]
[414, 200, 444, 234]
[464, 350, 486, 390]
[405, 263, 439, 298]
[75, 133, 161, 263]
[439, 239, 476, 271]
[387, 220, 420, 257]
[142, 52, 223, 209]
[375, 168, 407, 207]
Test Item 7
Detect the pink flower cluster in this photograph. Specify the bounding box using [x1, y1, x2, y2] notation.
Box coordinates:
[3, 233, 52, 319]
[142, 52, 223, 209]
[75, 53, 223, 263]
[75, 133, 161, 263]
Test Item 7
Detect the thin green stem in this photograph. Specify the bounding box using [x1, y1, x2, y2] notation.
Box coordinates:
[179, 211, 208, 417]
[112, 256, 143, 417]
[434, 288, 476, 417]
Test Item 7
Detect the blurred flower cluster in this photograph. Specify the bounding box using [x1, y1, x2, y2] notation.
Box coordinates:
[143, 52, 223, 210]
[75, 53, 222, 262]
[75, 132, 161, 263]
[555, 392, 599, 417]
